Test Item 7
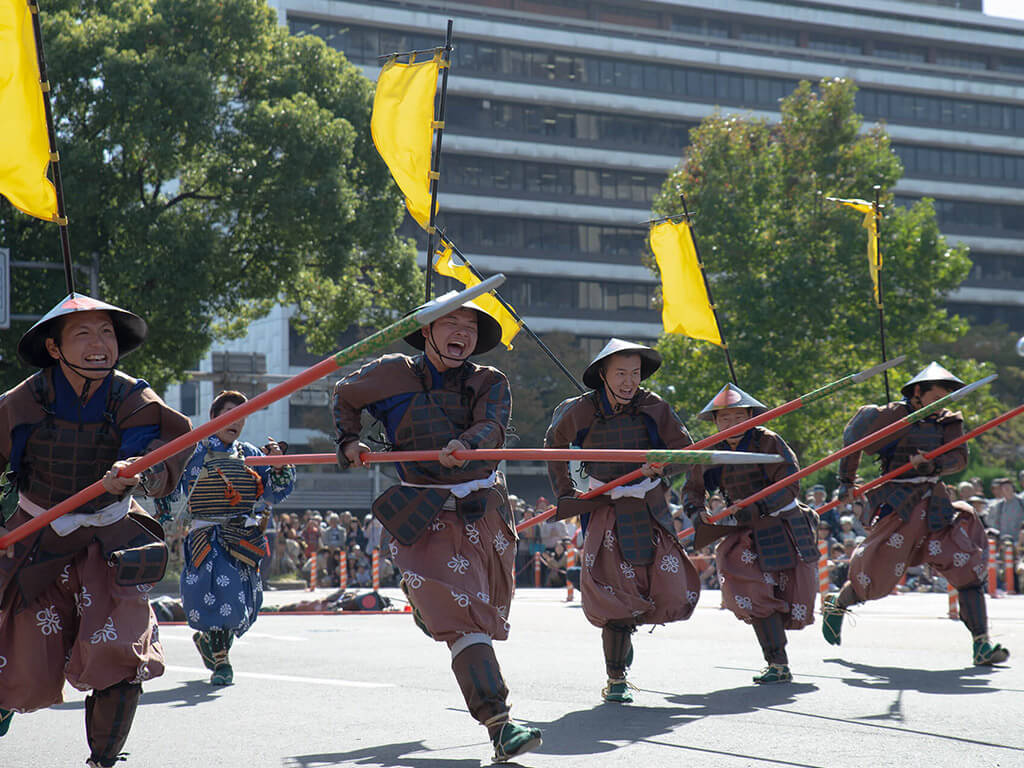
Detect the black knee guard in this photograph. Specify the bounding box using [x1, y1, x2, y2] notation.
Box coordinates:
[837, 582, 861, 609]
[957, 582, 988, 638]
[451, 643, 510, 736]
[602, 623, 635, 678]
[752, 613, 788, 665]
[85, 680, 142, 767]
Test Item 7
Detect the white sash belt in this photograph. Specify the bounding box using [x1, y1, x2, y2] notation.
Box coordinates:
[402, 470, 499, 499]
[587, 475, 662, 499]
[20, 492, 131, 537]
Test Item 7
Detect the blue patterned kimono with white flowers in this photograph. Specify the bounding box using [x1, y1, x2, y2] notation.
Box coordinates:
[167, 437, 294, 636]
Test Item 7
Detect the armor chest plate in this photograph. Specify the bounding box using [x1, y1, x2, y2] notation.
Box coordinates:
[883, 420, 945, 473]
[393, 389, 495, 484]
[188, 449, 263, 519]
[20, 417, 121, 511]
[582, 411, 652, 482]
[719, 463, 768, 505]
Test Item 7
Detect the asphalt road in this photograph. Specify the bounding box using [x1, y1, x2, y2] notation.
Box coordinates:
[5, 588, 1023, 768]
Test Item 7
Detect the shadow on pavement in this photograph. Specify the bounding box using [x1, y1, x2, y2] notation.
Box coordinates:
[284, 740, 493, 768]
[824, 658, 1003, 695]
[50, 679, 224, 712]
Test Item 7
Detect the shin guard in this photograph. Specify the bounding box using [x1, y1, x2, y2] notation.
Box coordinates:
[85, 680, 142, 767]
[451, 642, 510, 738]
[602, 623, 635, 678]
[752, 613, 789, 665]
[957, 583, 988, 638]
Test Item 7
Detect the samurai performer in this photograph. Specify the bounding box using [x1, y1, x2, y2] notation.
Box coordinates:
[824, 363, 1009, 666]
[0, 295, 191, 766]
[332, 293, 542, 762]
[684, 384, 819, 684]
[544, 339, 701, 703]
[162, 390, 295, 685]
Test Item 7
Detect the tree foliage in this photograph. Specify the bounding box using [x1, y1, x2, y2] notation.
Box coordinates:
[0, 0, 419, 390]
[649, 78, 1000, 471]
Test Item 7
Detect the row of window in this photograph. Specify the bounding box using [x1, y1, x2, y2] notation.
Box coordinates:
[410, 214, 644, 260]
[924, 198, 1024, 236]
[446, 96, 694, 152]
[443, 154, 664, 204]
[434, 273, 656, 313]
[894, 144, 1024, 187]
[291, 20, 1024, 138]
[966, 253, 1024, 289]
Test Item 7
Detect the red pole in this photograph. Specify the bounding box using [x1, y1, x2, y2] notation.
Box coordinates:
[813, 403, 1024, 520]
[1004, 540, 1016, 596]
[338, 550, 348, 590]
[308, 550, 318, 592]
[988, 538, 999, 597]
[566, 547, 576, 602]
[818, 539, 829, 612]
[372, 548, 381, 591]
[676, 376, 996, 538]
[0, 278, 508, 550]
[534, 551, 541, 588]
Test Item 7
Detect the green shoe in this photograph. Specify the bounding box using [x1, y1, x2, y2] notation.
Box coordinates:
[491, 722, 542, 762]
[973, 635, 1010, 666]
[602, 677, 634, 704]
[210, 664, 234, 686]
[821, 594, 846, 647]
[193, 632, 217, 672]
[0, 708, 13, 737]
[753, 664, 793, 684]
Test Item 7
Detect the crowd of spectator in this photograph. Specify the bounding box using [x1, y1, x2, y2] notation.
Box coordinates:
[166, 470, 1024, 596]
[262, 508, 398, 589]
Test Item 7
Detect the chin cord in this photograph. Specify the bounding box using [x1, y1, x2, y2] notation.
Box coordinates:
[426, 325, 471, 366]
[56, 346, 117, 403]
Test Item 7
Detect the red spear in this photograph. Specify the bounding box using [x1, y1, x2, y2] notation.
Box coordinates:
[514, 356, 905, 533]
[676, 374, 996, 540]
[0, 278, 507, 550]
[810, 402, 1024, 521]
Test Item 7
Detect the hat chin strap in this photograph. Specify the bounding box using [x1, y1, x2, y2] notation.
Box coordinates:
[57, 347, 116, 402]
[426, 325, 472, 367]
[600, 372, 636, 408]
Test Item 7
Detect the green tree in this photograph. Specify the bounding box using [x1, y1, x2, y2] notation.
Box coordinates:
[649, 78, 998, 471]
[1, 0, 419, 390]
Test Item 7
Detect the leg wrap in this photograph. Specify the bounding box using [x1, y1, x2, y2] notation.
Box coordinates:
[836, 582, 861, 609]
[957, 583, 988, 638]
[206, 629, 233, 668]
[602, 623, 635, 678]
[451, 642, 510, 738]
[752, 613, 788, 665]
[85, 680, 142, 767]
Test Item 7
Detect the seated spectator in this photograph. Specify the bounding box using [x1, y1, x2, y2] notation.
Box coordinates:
[829, 542, 849, 588]
[956, 481, 975, 502]
[988, 478, 1024, 543]
[541, 541, 569, 588]
[838, 516, 858, 547]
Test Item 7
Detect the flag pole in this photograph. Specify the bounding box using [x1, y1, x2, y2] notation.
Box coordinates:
[439, 233, 585, 393]
[680, 194, 737, 384]
[28, 0, 73, 294]
[424, 19, 453, 302]
[873, 184, 891, 403]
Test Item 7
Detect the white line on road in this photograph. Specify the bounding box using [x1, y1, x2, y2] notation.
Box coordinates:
[163, 665, 395, 689]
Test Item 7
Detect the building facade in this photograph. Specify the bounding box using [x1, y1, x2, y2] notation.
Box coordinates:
[167, 0, 1024, 508]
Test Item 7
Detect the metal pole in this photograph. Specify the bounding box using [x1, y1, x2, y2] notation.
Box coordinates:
[27, 1, 74, 295]
[441, 234, 585, 392]
[873, 185, 891, 403]
[424, 19, 453, 302]
[680, 194, 737, 384]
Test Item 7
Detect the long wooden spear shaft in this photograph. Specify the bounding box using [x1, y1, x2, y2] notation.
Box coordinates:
[247, 448, 786, 466]
[676, 374, 996, 538]
[0, 278, 506, 549]
[514, 356, 905, 533]
[810, 402, 1024, 520]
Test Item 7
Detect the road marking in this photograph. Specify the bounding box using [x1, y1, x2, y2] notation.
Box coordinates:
[164, 665, 394, 689]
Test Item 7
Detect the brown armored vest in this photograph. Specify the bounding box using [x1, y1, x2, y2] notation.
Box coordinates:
[581, 406, 652, 482]
[373, 383, 504, 546]
[19, 371, 131, 512]
[879, 418, 947, 476]
[581, 405, 673, 565]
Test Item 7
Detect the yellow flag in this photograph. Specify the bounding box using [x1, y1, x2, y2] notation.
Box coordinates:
[433, 241, 521, 349]
[650, 220, 722, 346]
[371, 55, 440, 229]
[831, 197, 881, 308]
[0, 0, 59, 221]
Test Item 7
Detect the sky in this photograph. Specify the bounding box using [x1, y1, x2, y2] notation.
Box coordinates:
[983, 0, 1024, 22]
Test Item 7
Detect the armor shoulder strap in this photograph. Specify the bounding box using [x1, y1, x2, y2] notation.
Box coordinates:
[28, 370, 55, 414]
